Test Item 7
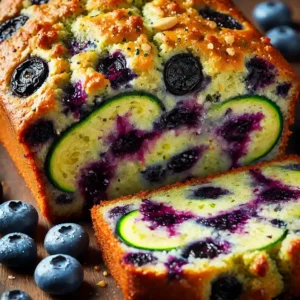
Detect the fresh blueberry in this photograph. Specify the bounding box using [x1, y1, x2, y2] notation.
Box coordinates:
[0, 201, 38, 236]
[97, 51, 136, 89]
[11, 57, 49, 98]
[23, 119, 55, 147]
[253, 1, 291, 31]
[199, 7, 242, 30]
[167, 148, 202, 173]
[0, 16, 28, 43]
[141, 165, 166, 183]
[164, 53, 203, 95]
[0, 233, 37, 268]
[123, 252, 157, 266]
[34, 254, 83, 295]
[1, 290, 32, 300]
[192, 186, 229, 199]
[267, 26, 300, 60]
[44, 223, 89, 258]
[245, 56, 277, 92]
[210, 275, 243, 300]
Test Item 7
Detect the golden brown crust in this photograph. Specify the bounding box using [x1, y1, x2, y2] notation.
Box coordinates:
[92, 156, 300, 299]
[0, 0, 299, 224]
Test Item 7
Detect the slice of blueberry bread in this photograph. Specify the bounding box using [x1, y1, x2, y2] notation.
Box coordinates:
[0, 0, 299, 221]
[92, 157, 300, 300]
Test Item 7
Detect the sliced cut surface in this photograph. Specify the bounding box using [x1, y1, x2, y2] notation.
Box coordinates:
[46, 92, 163, 192]
[117, 210, 212, 251]
[92, 157, 300, 299]
[208, 95, 283, 166]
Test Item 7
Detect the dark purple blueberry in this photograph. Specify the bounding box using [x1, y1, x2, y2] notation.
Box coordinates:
[141, 165, 166, 183]
[270, 219, 287, 228]
[182, 239, 229, 259]
[97, 51, 136, 89]
[210, 275, 243, 300]
[154, 106, 202, 130]
[167, 148, 202, 173]
[165, 257, 187, 280]
[0, 15, 28, 43]
[55, 194, 73, 205]
[123, 252, 157, 267]
[31, 0, 49, 4]
[109, 205, 132, 219]
[245, 56, 277, 92]
[219, 113, 264, 143]
[260, 187, 297, 202]
[11, 57, 49, 97]
[197, 210, 249, 232]
[276, 83, 292, 97]
[140, 199, 194, 235]
[192, 186, 229, 199]
[206, 93, 221, 103]
[78, 161, 113, 208]
[62, 82, 87, 118]
[111, 130, 146, 157]
[281, 164, 300, 171]
[23, 119, 55, 147]
[68, 40, 95, 56]
[164, 53, 203, 96]
[199, 7, 242, 30]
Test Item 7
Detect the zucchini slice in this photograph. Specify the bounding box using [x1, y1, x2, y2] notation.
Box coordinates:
[233, 220, 287, 252]
[46, 92, 163, 192]
[208, 95, 283, 165]
[116, 210, 212, 251]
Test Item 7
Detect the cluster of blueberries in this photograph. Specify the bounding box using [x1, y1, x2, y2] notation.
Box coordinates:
[0, 200, 89, 299]
[253, 1, 300, 59]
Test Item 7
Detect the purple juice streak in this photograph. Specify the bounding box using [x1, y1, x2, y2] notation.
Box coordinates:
[154, 102, 203, 131]
[245, 56, 277, 92]
[109, 205, 132, 219]
[165, 257, 187, 280]
[140, 199, 194, 236]
[63, 82, 87, 119]
[250, 169, 300, 203]
[97, 51, 137, 89]
[69, 40, 95, 56]
[197, 209, 249, 232]
[182, 238, 230, 259]
[276, 83, 291, 97]
[217, 113, 264, 168]
[78, 160, 113, 208]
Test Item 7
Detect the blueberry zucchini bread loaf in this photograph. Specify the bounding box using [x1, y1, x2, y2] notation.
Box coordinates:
[92, 157, 300, 300]
[0, 0, 299, 221]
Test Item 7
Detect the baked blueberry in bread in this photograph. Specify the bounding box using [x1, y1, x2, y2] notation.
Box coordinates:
[92, 157, 300, 300]
[0, 0, 299, 221]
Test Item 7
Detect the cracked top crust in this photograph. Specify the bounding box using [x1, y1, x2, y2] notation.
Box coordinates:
[0, 0, 298, 141]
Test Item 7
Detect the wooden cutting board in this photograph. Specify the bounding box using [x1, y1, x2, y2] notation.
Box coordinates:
[0, 1, 300, 299]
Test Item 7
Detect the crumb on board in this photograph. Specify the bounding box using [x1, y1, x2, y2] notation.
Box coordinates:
[97, 280, 107, 288]
[103, 271, 109, 277]
[8, 275, 15, 280]
[94, 265, 101, 272]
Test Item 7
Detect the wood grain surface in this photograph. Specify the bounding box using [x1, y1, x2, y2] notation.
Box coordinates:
[0, 1, 299, 299]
